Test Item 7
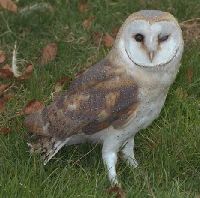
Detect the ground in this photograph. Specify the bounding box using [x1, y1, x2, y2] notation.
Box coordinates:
[0, 0, 200, 197]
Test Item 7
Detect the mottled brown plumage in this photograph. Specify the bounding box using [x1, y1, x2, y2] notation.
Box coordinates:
[25, 59, 138, 153]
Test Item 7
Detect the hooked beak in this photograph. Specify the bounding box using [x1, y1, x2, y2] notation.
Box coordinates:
[148, 51, 155, 62]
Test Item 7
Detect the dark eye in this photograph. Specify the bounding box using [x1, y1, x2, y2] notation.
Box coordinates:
[159, 35, 169, 42]
[134, 34, 144, 42]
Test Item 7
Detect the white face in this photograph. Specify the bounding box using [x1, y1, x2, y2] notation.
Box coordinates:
[121, 20, 183, 67]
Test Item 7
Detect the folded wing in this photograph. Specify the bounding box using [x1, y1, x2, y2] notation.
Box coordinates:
[25, 59, 139, 140]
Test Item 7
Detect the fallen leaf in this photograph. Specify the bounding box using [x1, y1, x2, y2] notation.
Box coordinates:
[186, 68, 193, 83]
[0, 83, 10, 95]
[40, 43, 57, 65]
[0, 64, 13, 79]
[103, 33, 114, 48]
[107, 186, 126, 198]
[0, 127, 11, 135]
[2, 64, 12, 70]
[23, 100, 44, 115]
[0, 0, 17, 13]
[82, 16, 95, 30]
[18, 64, 34, 80]
[0, 50, 6, 64]
[0, 98, 6, 112]
[91, 32, 103, 46]
[78, 0, 88, 13]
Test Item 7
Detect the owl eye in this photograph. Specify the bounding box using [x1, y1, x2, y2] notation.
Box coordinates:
[134, 34, 144, 42]
[159, 35, 169, 42]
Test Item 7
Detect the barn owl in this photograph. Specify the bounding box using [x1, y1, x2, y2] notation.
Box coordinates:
[25, 10, 184, 186]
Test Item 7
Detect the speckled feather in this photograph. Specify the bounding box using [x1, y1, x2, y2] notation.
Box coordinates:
[25, 59, 139, 158]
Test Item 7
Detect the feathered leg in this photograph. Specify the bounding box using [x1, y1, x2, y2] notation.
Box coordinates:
[121, 137, 138, 168]
[102, 139, 120, 186]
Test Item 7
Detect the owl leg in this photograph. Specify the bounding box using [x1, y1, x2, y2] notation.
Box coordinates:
[102, 140, 120, 186]
[121, 137, 138, 168]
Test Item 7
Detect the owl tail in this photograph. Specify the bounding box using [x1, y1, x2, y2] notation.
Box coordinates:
[27, 134, 70, 165]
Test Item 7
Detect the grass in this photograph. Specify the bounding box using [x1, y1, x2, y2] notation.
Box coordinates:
[0, 0, 200, 197]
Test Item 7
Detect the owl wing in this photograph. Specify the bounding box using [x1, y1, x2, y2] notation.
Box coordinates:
[25, 59, 139, 140]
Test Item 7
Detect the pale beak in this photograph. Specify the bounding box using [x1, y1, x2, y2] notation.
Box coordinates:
[148, 51, 155, 62]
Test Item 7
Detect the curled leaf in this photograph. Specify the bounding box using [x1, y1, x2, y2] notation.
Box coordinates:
[0, 0, 17, 13]
[40, 43, 57, 65]
[0, 127, 11, 135]
[0, 99, 5, 112]
[23, 100, 44, 115]
[78, 0, 88, 13]
[103, 33, 114, 48]
[0, 50, 6, 64]
[0, 64, 13, 79]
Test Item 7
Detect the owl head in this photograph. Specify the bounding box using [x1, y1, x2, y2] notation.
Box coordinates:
[113, 10, 184, 68]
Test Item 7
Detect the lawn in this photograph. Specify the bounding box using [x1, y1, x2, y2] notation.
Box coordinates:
[0, 0, 200, 197]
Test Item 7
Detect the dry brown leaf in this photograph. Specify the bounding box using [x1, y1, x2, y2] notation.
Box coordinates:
[78, 0, 88, 13]
[23, 100, 44, 115]
[40, 43, 57, 65]
[186, 68, 193, 83]
[18, 64, 34, 80]
[103, 33, 114, 48]
[0, 64, 13, 79]
[0, 50, 6, 64]
[0, 0, 17, 13]
[107, 186, 126, 198]
[0, 98, 6, 112]
[0, 127, 11, 135]
[0, 83, 10, 95]
[2, 64, 12, 70]
[82, 16, 95, 30]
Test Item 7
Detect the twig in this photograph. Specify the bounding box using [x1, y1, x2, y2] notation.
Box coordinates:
[19, 3, 53, 16]
[180, 18, 200, 25]
[12, 42, 21, 77]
